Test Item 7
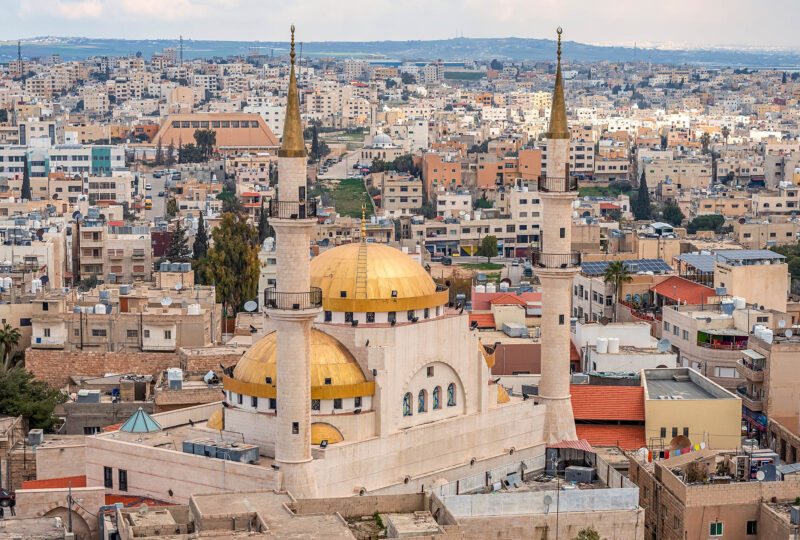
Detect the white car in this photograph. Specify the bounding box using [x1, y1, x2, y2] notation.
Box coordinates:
[145, 183, 152, 191]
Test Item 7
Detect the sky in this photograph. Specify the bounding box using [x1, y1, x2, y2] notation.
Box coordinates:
[6, 0, 800, 50]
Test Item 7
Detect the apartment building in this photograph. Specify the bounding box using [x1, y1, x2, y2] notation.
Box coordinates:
[752, 185, 800, 216]
[375, 172, 422, 218]
[733, 219, 800, 249]
[594, 157, 630, 182]
[643, 157, 712, 190]
[434, 190, 471, 218]
[422, 152, 463, 196]
[0, 145, 125, 180]
[73, 221, 152, 284]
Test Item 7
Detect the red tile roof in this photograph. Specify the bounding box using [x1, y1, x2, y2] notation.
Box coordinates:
[489, 293, 528, 306]
[570, 342, 580, 361]
[570, 385, 645, 421]
[547, 439, 594, 452]
[651, 276, 716, 305]
[105, 495, 172, 508]
[575, 425, 646, 450]
[22, 475, 86, 490]
[468, 313, 495, 328]
[600, 203, 620, 210]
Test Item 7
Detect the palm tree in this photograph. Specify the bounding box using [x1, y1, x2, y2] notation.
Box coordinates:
[700, 132, 711, 154]
[0, 323, 21, 352]
[0, 323, 22, 375]
[603, 261, 633, 320]
[721, 126, 730, 148]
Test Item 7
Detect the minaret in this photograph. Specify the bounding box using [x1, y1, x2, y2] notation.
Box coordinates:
[266, 25, 321, 497]
[536, 28, 578, 443]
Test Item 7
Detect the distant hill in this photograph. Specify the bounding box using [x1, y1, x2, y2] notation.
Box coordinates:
[2, 36, 800, 67]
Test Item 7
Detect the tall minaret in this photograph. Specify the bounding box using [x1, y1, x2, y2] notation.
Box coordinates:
[267, 25, 320, 497]
[536, 28, 578, 444]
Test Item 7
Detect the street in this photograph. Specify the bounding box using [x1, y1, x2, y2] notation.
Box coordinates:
[317, 150, 361, 180]
[139, 172, 167, 221]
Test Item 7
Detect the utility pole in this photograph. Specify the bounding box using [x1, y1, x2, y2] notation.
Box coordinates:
[179, 35, 184, 66]
[17, 40, 24, 83]
[67, 480, 73, 534]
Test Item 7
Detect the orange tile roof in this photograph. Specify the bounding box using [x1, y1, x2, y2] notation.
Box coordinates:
[570, 385, 645, 421]
[22, 475, 86, 490]
[488, 293, 528, 306]
[547, 439, 594, 452]
[650, 276, 716, 305]
[468, 313, 495, 328]
[575, 424, 646, 450]
[105, 495, 172, 508]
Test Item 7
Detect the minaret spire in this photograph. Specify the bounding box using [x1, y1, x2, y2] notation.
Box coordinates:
[547, 27, 569, 140]
[279, 25, 306, 158]
[361, 203, 366, 241]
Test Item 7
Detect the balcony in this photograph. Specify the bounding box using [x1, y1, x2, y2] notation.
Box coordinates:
[736, 387, 763, 412]
[538, 175, 578, 193]
[737, 359, 765, 383]
[264, 287, 323, 311]
[132, 251, 146, 258]
[269, 200, 317, 220]
[531, 249, 581, 269]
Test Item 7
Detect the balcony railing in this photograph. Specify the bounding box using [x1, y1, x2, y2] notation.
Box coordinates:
[264, 287, 323, 311]
[736, 386, 764, 412]
[737, 359, 765, 382]
[269, 200, 317, 220]
[531, 249, 581, 269]
[539, 175, 578, 193]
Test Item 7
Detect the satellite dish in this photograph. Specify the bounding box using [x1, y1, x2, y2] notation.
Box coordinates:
[161, 297, 173, 307]
[174, 282, 183, 291]
[786, 329, 793, 338]
[599, 317, 609, 325]
[705, 317, 712, 324]
[657, 338, 671, 353]
[244, 300, 258, 312]
[779, 320, 786, 328]
[738, 217, 746, 224]
[72, 211, 82, 221]
[756, 470, 765, 481]
[543, 495, 553, 505]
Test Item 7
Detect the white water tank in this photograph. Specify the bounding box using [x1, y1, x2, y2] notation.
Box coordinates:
[733, 296, 746, 310]
[94, 303, 105, 315]
[762, 329, 773, 344]
[499, 282, 509, 291]
[187, 303, 202, 316]
[596, 337, 609, 354]
[475, 285, 486, 293]
[608, 337, 620, 353]
[3, 277, 11, 289]
[486, 283, 497, 293]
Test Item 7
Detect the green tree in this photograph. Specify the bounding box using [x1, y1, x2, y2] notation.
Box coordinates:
[21, 155, 32, 200]
[201, 213, 260, 312]
[154, 138, 164, 166]
[473, 197, 492, 209]
[193, 129, 217, 159]
[0, 323, 22, 375]
[416, 200, 436, 219]
[721, 126, 730, 147]
[662, 203, 685, 226]
[179, 143, 205, 163]
[573, 526, 602, 540]
[193, 213, 209, 259]
[477, 235, 498, 263]
[79, 274, 99, 292]
[217, 189, 244, 215]
[393, 154, 419, 176]
[401, 72, 416, 85]
[164, 220, 192, 262]
[686, 214, 725, 234]
[0, 109, 7, 123]
[166, 141, 176, 166]
[633, 171, 651, 221]
[0, 369, 68, 429]
[700, 132, 711, 154]
[166, 197, 177, 216]
[603, 261, 633, 317]
[257, 200, 274, 243]
[370, 157, 390, 173]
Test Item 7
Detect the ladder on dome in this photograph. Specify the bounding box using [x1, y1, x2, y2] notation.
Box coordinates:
[355, 241, 368, 299]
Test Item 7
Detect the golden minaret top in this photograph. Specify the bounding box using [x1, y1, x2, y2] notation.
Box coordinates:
[278, 25, 306, 157]
[546, 27, 569, 140]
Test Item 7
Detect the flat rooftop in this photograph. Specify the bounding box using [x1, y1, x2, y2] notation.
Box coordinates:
[643, 368, 737, 401]
[0, 517, 65, 539]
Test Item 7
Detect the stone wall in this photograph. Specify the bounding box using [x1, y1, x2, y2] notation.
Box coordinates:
[291, 493, 426, 518]
[36, 443, 86, 480]
[6, 443, 37, 493]
[26, 348, 179, 388]
[177, 347, 245, 373]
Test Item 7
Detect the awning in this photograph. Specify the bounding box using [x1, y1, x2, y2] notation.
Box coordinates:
[743, 349, 766, 361]
[547, 439, 594, 452]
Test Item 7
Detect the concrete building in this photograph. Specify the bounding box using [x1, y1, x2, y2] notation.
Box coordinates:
[152, 113, 279, 153]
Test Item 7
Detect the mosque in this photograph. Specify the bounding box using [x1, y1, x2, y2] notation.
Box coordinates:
[210, 27, 579, 498]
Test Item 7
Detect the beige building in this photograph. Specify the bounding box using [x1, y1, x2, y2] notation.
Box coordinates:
[733, 218, 800, 249]
[713, 250, 789, 312]
[374, 171, 422, 218]
[643, 157, 712, 190]
[73, 222, 152, 284]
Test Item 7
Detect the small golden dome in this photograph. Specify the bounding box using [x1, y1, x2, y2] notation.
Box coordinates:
[310, 243, 447, 312]
[207, 408, 224, 430]
[233, 329, 368, 389]
[311, 423, 343, 445]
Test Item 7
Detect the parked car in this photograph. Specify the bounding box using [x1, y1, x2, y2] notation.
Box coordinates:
[0, 488, 14, 507]
[158, 191, 165, 197]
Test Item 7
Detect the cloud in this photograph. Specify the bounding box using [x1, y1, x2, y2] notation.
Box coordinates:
[120, 0, 199, 19]
[57, 0, 103, 19]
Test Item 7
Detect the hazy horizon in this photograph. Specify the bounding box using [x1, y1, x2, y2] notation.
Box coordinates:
[8, 0, 800, 50]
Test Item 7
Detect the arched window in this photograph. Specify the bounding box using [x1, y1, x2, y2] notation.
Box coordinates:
[432, 386, 441, 410]
[447, 383, 456, 407]
[403, 392, 412, 416]
[418, 389, 427, 413]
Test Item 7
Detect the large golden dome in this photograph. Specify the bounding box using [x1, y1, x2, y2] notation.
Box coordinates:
[310, 243, 448, 311]
[223, 329, 374, 399]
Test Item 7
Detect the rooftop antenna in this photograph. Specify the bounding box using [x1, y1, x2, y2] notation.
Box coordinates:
[180, 35, 184, 65]
[18, 40, 24, 83]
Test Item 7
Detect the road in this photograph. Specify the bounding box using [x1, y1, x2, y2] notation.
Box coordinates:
[317, 150, 361, 180]
[140, 172, 167, 221]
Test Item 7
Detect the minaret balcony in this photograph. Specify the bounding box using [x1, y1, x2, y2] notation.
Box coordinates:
[539, 176, 578, 193]
[264, 287, 323, 311]
[531, 249, 581, 269]
[269, 200, 317, 220]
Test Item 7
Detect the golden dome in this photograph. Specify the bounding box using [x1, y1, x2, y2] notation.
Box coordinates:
[224, 329, 374, 399]
[310, 243, 448, 312]
[311, 423, 343, 445]
[207, 408, 224, 430]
